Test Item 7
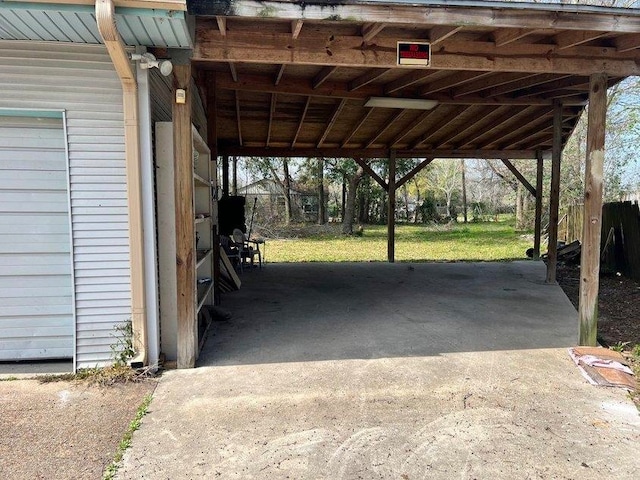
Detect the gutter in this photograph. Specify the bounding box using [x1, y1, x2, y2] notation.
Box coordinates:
[96, 0, 148, 367]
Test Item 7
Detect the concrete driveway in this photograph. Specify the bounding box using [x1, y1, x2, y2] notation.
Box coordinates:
[117, 262, 640, 479]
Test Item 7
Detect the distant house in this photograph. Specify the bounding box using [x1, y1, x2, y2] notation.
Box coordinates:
[238, 179, 321, 223]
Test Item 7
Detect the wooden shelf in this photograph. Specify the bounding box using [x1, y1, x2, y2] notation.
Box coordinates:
[197, 283, 213, 313]
[195, 216, 211, 224]
[193, 172, 210, 187]
[196, 249, 213, 269]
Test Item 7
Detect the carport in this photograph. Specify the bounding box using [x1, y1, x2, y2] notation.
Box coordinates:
[161, 0, 640, 367]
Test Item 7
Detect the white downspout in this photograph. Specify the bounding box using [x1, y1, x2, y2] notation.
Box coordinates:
[96, 0, 148, 367]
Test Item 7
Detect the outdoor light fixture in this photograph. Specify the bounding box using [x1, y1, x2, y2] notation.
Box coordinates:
[364, 97, 439, 110]
[130, 52, 173, 77]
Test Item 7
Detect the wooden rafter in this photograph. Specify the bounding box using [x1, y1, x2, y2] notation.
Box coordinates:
[484, 73, 572, 97]
[291, 96, 311, 148]
[493, 28, 537, 47]
[500, 159, 536, 196]
[317, 99, 347, 147]
[229, 62, 238, 82]
[517, 76, 589, 97]
[420, 71, 492, 96]
[235, 90, 243, 146]
[384, 70, 439, 94]
[341, 108, 374, 147]
[274, 64, 286, 85]
[389, 109, 438, 147]
[451, 72, 534, 98]
[433, 105, 487, 148]
[396, 158, 434, 188]
[430, 26, 462, 45]
[313, 66, 338, 89]
[362, 22, 386, 44]
[266, 93, 276, 146]
[349, 68, 390, 91]
[353, 157, 388, 190]
[488, 112, 555, 149]
[291, 19, 303, 39]
[458, 106, 540, 148]
[410, 105, 469, 149]
[215, 16, 226, 36]
[616, 33, 640, 52]
[449, 105, 512, 148]
[365, 109, 407, 148]
[555, 30, 608, 50]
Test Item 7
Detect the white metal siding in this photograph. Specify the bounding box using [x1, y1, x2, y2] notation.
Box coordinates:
[0, 116, 73, 360]
[0, 41, 131, 369]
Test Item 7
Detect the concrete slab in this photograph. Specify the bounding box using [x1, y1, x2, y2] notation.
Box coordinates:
[117, 262, 640, 479]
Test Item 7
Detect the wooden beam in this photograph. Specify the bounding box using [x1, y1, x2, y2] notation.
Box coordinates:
[219, 146, 538, 159]
[387, 149, 396, 263]
[500, 159, 536, 196]
[349, 68, 390, 91]
[291, 19, 303, 39]
[353, 157, 388, 190]
[173, 63, 197, 369]
[215, 16, 226, 37]
[312, 66, 338, 89]
[555, 30, 608, 50]
[533, 151, 543, 260]
[396, 157, 434, 189]
[365, 109, 407, 148]
[206, 72, 220, 305]
[235, 90, 243, 146]
[274, 64, 286, 85]
[484, 73, 572, 97]
[194, 30, 640, 76]
[518, 76, 590, 97]
[430, 25, 462, 45]
[362, 22, 386, 44]
[291, 96, 310, 147]
[317, 99, 347, 148]
[476, 107, 553, 149]
[266, 93, 276, 146]
[384, 70, 439, 94]
[341, 108, 374, 147]
[579, 73, 607, 346]
[616, 33, 640, 52]
[493, 28, 537, 47]
[546, 101, 563, 284]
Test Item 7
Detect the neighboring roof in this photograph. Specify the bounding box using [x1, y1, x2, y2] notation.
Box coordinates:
[0, 0, 191, 47]
[188, 0, 640, 159]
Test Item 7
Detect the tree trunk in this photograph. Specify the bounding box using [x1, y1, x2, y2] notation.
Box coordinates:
[402, 184, 410, 222]
[282, 159, 292, 224]
[515, 181, 524, 230]
[413, 178, 421, 223]
[461, 159, 468, 223]
[317, 158, 326, 224]
[342, 165, 365, 234]
[341, 174, 346, 221]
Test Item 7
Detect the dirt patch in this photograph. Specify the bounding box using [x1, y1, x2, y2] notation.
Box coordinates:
[556, 263, 640, 348]
[0, 379, 156, 480]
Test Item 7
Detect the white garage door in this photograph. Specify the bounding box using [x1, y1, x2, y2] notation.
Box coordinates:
[0, 115, 74, 360]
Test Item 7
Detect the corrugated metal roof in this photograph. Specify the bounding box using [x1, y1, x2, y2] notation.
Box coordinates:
[0, 2, 191, 47]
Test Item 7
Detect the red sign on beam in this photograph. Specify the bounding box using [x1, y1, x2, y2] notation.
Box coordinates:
[397, 42, 431, 67]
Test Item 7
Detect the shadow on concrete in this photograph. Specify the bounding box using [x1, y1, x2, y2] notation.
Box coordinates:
[198, 261, 578, 366]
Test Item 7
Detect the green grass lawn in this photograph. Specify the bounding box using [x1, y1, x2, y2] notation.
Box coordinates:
[262, 219, 534, 263]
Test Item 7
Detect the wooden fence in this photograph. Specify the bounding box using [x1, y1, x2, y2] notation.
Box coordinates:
[559, 201, 640, 280]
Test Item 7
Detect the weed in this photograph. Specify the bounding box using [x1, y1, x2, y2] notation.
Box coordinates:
[103, 393, 153, 480]
[632, 344, 640, 359]
[0, 376, 18, 382]
[111, 320, 136, 367]
[609, 341, 630, 353]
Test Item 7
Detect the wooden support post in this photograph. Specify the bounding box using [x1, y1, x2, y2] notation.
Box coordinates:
[546, 101, 562, 284]
[579, 73, 607, 346]
[387, 149, 396, 263]
[173, 63, 197, 368]
[533, 151, 544, 260]
[232, 156, 238, 195]
[207, 72, 221, 306]
[222, 154, 229, 197]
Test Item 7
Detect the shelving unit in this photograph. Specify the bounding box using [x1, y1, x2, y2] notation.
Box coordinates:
[156, 122, 213, 363]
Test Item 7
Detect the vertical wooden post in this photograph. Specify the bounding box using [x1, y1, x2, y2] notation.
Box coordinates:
[232, 156, 238, 195]
[207, 72, 221, 306]
[387, 149, 396, 263]
[222, 155, 229, 197]
[546, 101, 562, 283]
[579, 73, 607, 346]
[173, 63, 197, 368]
[533, 151, 544, 260]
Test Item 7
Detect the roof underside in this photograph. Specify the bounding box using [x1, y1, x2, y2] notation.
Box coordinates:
[185, 0, 640, 159]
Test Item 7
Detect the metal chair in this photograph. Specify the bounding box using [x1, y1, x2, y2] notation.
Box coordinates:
[232, 228, 262, 270]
